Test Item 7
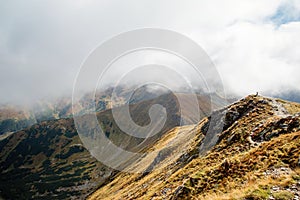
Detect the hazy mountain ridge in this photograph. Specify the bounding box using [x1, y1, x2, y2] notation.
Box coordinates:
[0, 85, 180, 137]
[0, 84, 229, 137]
[0, 106, 36, 136]
[0, 86, 128, 137]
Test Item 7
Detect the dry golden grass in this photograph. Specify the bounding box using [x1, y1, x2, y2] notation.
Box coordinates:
[282, 101, 300, 114]
[182, 131, 300, 199]
[198, 169, 298, 200]
[89, 96, 300, 200]
[88, 123, 203, 200]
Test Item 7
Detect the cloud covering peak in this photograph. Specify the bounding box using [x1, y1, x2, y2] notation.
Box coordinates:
[0, 0, 299, 103]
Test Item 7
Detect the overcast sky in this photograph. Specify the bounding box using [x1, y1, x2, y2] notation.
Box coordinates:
[1, 0, 300, 104]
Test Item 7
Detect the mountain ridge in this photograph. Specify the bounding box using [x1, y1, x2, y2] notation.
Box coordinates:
[89, 95, 300, 200]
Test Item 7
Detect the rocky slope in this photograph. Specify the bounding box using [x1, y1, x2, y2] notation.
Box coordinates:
[89, 95, 300, 200]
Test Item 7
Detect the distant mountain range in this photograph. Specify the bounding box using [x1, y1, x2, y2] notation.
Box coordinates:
[0, 85, 232, 137]
[0, 86, 129, 136]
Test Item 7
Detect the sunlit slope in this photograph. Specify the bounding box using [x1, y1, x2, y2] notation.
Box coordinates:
[89, 95, 300, 200]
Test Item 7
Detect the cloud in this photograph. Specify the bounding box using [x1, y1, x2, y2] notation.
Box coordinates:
[207, 20, 300, 95]
[0, 0, 299, 103]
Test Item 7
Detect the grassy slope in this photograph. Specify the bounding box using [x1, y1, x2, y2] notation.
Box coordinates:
[0, 92, 220, 199]
[89, 95, 300, 200]
[0, 118, 110, 200]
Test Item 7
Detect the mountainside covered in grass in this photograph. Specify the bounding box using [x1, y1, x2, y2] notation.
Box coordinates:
[89, 95, 300, 200]
[0, 118, 111, 200]
[0, 92, 223, 199]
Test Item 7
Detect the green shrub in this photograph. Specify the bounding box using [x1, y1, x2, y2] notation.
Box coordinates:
[245, 188, 270, 200]
[273, 191, 294, 200]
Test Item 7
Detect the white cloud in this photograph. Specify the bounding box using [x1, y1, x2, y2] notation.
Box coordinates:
[206, 20, 300, 95]
[0, 0, 299, 103]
